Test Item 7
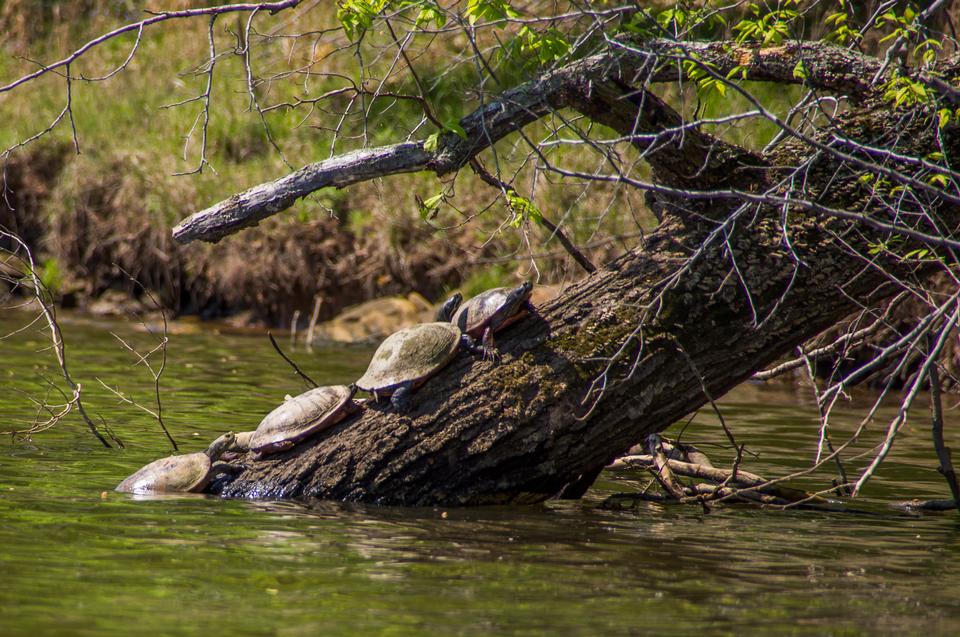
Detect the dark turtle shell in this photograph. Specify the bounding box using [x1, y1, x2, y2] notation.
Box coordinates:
[355, 322, 461, 394]
[249, 385, 358, 455]
[453, 282, 533, 338]
[115, 432, 236, 494]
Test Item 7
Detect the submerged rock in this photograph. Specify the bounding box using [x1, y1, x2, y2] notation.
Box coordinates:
[309, 293, 434, 344]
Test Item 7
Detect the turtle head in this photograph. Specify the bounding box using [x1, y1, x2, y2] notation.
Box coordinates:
[505, 281, 534, 312]
[487, 281, 534, 332]
[436, 292, 464, 322]
[205, 431, 237, 460]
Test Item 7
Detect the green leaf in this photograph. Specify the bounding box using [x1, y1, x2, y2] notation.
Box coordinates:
[466, 0, 519, 25]
[792, 60, 808, 80]
[506, 192, 543, 227]
[443, 119, 467, 139]
[424, 132, 440, 152]
[416, 3, 446, 28]
[422, 193, 444, 209]
[337, 0, 389, 41]
[416, 192, 444, 221]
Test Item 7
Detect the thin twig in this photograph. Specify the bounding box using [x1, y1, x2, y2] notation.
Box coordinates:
[268, 332, 318, 388]
[929, 335, 960, 509]
[470, 158, 596, 274]
[0, 229, 117, 447]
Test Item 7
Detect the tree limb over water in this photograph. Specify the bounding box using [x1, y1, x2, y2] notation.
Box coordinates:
[5, 3, 960, 506]
[172, 38, 887, 244]
[213, 37, 960, 504]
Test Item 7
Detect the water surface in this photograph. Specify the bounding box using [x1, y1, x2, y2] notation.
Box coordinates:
[2, 310, 959, 636]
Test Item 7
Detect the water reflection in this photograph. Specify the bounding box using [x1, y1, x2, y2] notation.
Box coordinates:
[3, 310, 960, 635]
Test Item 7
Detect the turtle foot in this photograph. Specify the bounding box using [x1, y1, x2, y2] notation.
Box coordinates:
[482, 346, 502, 363]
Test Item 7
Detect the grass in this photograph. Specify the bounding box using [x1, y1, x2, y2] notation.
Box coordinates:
[0, 1, 810, 323]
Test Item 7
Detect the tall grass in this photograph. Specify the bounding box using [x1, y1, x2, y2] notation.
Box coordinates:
[0, 1, 817, 321]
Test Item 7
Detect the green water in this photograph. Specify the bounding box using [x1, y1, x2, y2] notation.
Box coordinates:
[2, 310, 960, 636]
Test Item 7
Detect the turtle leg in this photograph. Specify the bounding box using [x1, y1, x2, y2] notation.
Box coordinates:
[203, 461, 246, 493]
[480, 327, 501, 363]
[210, 461, 245, 478]
[459, 333, 483, 357]
[391, 382, 415, 414]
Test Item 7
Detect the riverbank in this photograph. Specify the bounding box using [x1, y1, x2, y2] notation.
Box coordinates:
[0, 5, 643, 328]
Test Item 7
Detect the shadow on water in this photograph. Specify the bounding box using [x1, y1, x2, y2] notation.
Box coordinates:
[2, 310, 960, 635]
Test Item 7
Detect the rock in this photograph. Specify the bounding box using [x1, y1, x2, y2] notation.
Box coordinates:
[310, 293, 435, 344]
[85, 289, 148, 317]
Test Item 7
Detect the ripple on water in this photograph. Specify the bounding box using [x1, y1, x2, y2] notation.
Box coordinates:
[3, 311, 960, 636]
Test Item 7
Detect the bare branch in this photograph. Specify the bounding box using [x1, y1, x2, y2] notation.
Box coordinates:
[0, 1, 302, 95]
[0, 229, 118, 447]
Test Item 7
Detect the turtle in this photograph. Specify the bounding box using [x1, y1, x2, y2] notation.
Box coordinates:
[435, 291, 463, 322]
[215, 429, 255, 462]
[355, 321, 479, 413]
[115, 431, 239, 494]
[247, 384, 360, 456]
[450, 281, 534, 359]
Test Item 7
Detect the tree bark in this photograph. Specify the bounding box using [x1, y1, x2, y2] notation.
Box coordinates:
[206, 40, 959, 505]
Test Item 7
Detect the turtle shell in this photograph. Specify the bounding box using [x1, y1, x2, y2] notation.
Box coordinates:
[115, 452, 213, 494]
[356, 322, 461, 394]
[249, 385, 358, 455]
[453, 284, 532, 338]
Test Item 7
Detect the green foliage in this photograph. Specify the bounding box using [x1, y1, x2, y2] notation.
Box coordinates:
[415, 2, 446, 28]
[913, 38, 942, 67]
[937, 108, 960, 129]
[656, 4, 726, 36]
[337, 0, 389, 41]
[416, 192, 445, 222]
[882, 71, 931, 108]
[423, 119, 465, 153]
[867, 234, 903, 256]
[39, 258, 61, 293]
[868, 234, 944, 264]
[338, 0, 450, 40]
[465, 0, 519, 25]
[684, 57, 726, 97]
[824, 6, 862, 45]
[518, 26, 571, 66]
[506, 192, 543, 228]
[875, 5, 919, 44]
[732, 1, 798, 45]
[792, 60, 808, 81]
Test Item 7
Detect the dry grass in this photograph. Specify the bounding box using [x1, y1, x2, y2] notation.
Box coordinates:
[0, 2, 660, 324]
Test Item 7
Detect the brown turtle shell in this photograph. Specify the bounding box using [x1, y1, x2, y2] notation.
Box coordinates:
[116, 432, 236, 494]
[249, 385, 358, 455]
[115, 453, 214, 494]
[452, 285, 531, 338]
[355, 322, 461, 395]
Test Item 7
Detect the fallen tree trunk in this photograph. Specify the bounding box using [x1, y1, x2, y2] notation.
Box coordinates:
[205, 40, 960, 504]
[218, 205, 893, 503]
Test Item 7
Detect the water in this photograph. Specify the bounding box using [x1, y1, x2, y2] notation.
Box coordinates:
[2, 310, 960, 636]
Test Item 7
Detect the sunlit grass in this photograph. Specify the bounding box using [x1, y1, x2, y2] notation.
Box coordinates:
[0, 3, 807, 298]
